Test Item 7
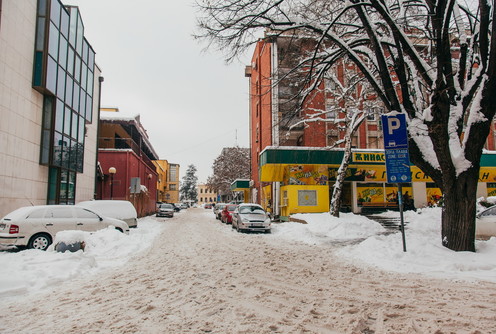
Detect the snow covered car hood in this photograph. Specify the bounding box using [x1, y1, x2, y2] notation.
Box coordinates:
[240, 213, 268, 222]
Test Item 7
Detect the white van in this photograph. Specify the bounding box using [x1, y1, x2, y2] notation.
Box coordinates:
[77, 200, 138, 228]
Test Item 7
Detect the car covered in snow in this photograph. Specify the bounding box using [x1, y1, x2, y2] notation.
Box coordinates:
[77, 200, 138, 228]
[476, 205, 496, 239]
[0, 205, 129, 250]
[221, 204, 238, 224]
[231, 203, 271, 233]
[156, 203, 174, 218]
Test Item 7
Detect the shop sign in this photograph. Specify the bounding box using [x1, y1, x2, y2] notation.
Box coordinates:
[286, 165, 328, 185]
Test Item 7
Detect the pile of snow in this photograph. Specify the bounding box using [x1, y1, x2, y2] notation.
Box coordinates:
[272, 208, 496, 283]
[0, 217, 163, 300]
[271, 212, 385, 244]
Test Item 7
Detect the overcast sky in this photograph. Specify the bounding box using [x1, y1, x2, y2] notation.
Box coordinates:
[67, 0, 252, 183]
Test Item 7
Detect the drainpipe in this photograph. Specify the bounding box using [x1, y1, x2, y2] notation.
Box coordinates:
[94, 75, 104, 199]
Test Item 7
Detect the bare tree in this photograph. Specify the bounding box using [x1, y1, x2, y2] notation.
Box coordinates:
[206, 147, 250, 201]
[197, 0, 496, 251]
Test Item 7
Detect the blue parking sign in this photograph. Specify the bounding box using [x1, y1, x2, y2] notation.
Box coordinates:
[381, 114, 412, 183]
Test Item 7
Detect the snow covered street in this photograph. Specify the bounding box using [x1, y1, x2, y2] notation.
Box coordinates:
[0, 208, 495, 333]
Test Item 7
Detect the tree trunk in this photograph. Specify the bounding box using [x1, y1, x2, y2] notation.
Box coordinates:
[330, 133, 354, 217]
[440, 168, 479, 252]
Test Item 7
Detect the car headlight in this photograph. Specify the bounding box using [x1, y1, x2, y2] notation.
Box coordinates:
[264, 218, 271, 224]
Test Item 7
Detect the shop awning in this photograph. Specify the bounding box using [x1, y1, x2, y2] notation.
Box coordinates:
[231, 179, 250, 191]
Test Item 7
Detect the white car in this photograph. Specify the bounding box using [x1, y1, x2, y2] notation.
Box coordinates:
[77, 200, 138, 228]
[0, 205, 129, 250]
[476, 205, 496, 239]
[231, 203, 271, 233]
[156, 203, 174, 218]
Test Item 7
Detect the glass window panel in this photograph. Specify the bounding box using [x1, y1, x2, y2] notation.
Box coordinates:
[71, 111, 78, 139]
[76, 15, 83, 55]
[82, 39, 88, 64]
[86, 70, 93, 95]
[53, 132, 63, 166]
[55, 99, 64, 132]
[67, 47, 74, 76]
[33, 51, 44, 87]
[60, 8, 69, 38]
[86, 95, 92, 122]
[88, 49, 95, 70]
[59, 169, 69, 201]
[74, 55, 81, 83]
[81, 66, 87, 93]
[48, 22, 59, 60]
[64, 106, 72, 136]
[72, 83, 80, 113]
[79, 88, 86, 117]
[78, 115, 85, 143]
[46, 56, 57, 94]
[50, 0, 61, 27]
[65, 74, 73, 107]
[42, 97, 53, 130]
[68, 171, 76, 200]
[61, 136, 70, 169]
[38, 0, 47, 16]
[56, 65, 65, 100]
[69, 140, 76, 170]
[77, 143, 84, 173]
[47, 167, 59, 204]
[40, 129, 51, 165]
[35, 18, 45, 51]
[69, 7, 77, 47]
[58, 37, 67, 70]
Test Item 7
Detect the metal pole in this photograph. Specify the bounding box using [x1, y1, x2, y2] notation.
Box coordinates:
[110, 174, 114, 200]
[397, 183, 407, 252]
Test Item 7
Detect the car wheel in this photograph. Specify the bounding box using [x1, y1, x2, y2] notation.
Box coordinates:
[115, 227, 124, 233]
[28, 233, 52, 250]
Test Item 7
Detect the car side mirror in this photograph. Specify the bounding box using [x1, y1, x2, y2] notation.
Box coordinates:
[99, 217, 103, 221]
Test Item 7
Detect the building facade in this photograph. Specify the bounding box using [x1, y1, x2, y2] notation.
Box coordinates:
[246, 36, 496, 220]
[197, 184, 217, 206]
[0, 0, 100, 217]
[96, 109, 159, 217]
[153, 160, 180, 204]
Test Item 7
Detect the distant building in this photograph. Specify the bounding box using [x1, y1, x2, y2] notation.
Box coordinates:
[153, 160, 180, 203]
[0, 0, 101, 217]
[197, 184, 217, 205]
[96, 108, 159, 217]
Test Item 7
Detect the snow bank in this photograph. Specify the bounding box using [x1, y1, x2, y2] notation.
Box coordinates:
[0, 217, 164, 300]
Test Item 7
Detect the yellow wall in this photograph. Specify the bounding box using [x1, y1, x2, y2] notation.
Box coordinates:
[280, 185, 329, 218]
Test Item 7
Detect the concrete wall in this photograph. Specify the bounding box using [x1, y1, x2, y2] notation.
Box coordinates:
[0, 0, 48, 217]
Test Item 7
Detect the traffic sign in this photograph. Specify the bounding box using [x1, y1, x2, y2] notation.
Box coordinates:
[381, 114, 411, 183]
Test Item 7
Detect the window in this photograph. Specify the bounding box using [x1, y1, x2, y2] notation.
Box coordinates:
[298, 190, 317, 206]
[74, 208, 98, 219]
[49, 207, 73, 218]
[169, 184, 177, 191]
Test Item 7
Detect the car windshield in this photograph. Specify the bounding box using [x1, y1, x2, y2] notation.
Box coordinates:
[226, 205, 237, 211]
[160, 204, 173, 209]
[239, 206, 265, 214]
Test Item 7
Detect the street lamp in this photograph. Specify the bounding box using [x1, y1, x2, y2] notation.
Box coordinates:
[109, 167, 116, 200]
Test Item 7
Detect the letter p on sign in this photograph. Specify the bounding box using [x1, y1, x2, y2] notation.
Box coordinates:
[387, 117, 401, 135]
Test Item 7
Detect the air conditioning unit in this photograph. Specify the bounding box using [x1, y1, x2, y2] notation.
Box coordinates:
[249, 180, 254, 187]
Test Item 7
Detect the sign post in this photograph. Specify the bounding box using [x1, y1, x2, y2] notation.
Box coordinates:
[381, 114, 411, 252]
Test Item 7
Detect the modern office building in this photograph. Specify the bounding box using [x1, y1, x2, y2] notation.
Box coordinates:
[0, 0, 101, 217]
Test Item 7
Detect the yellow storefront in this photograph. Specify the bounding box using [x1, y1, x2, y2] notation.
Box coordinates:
[258, 147, 496, 220]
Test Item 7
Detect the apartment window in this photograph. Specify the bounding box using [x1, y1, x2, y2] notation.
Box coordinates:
[169, 184, 177, 191]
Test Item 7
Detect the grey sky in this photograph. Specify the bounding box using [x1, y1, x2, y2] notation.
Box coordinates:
[68, 0, 251, 183]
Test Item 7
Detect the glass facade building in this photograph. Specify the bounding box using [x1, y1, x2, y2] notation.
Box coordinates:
[32, 0, 96, 204]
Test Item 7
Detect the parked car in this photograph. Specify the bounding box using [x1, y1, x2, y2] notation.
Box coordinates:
[179, 203, 188, 209]
[156, 203, 174, 218]
[231, 203, 271, 233]
[204, 203, 213, 209]
[213, 203, 227, 220]
[172, 203, 181, 212]
[77, 200, 138, 228]
[476, 205, 496, 238]
[221, 204, 238, 224]
[0, 205, 129, 250]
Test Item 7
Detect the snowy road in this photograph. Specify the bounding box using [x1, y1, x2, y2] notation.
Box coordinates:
[0, 208, 495, 333]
